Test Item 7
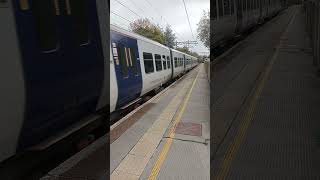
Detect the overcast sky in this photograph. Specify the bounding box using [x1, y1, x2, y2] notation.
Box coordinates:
[110, 0, 210, 55]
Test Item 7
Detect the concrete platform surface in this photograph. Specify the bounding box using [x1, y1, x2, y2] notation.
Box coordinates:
[212, 5, 320, 179]
[111, 64, 210, 180]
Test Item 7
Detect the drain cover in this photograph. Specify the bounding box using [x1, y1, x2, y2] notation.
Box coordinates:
[175, 122, 202, 136]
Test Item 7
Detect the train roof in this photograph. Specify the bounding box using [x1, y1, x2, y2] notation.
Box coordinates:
[111, 25, 197, 59]
[171, 49, 197, 59]
[111, 25, 169, 50]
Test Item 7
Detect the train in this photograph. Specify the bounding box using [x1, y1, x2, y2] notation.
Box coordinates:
[212, 0, 287, 50]
[0, 0, 198, 164]
[305, 0, 320, 70]
[110, 25, 199, 112]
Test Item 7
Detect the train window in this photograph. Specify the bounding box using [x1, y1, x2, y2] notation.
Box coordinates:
[155, 54, 162, 71]
[118, 46, 128, 77]
[32, 0, 57, 51]
[224, 0, 230, 15]
[163, 61, 167, 70]
[218, 0, 223, 17]
[174, 57, 178, 68]
[213, 0, 217, 19]
[167, 56, 171, 69]
[252, 0, 255, 10]
[162, 55, 167, 70]
[129, 48, 138, 75]
[230, 0, 234, 14]
[69, 0, 89, 45]
[238, 0, 242, 13]
[143, 52, 154, 74]
[251, 0, 254, 9]
[125, 48, 132, 67]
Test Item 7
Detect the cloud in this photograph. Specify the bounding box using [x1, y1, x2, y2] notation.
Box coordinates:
[111, 0, 210, 53]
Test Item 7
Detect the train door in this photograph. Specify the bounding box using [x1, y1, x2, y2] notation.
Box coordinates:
[183, 55, 186, 72]
[13, 0, 104, 150]
[111, 32, 142, 109]
[169, 49, 174, 79]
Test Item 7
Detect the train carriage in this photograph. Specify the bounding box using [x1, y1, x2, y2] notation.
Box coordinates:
[109, 25, 199, 113]
[212, 0, 237, 49]
[0, 0, 107, 163]
[171, 49, 186, 78]
[0, 0, 199, 165]
[212, 0, 283, 50]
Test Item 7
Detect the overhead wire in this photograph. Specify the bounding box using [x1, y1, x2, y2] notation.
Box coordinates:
[112, 0, 199, 42]
[110, 11, 133, 24]
[113, 0, 142, 18]
[182, 0, 196, 41]
[128, 0, 146, 14]
[142, 0, 182, 39]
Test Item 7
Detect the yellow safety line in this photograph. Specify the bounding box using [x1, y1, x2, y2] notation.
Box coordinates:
[214, 8, 298, 180]
[148, 67, 201, 180]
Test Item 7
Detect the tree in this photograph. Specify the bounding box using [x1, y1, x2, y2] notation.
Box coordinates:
[189, 52, 200, 58]
[176, 46, 191, 54]
[130, 18, 166, 45]
[164, 25, 176, 48]
[175, 46, 200, 58]
[197, 10, 210, 49]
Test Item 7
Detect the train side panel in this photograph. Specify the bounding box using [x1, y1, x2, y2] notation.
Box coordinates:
[138, 40, 171, 96]
[0, 1, 25, 163]
[13, 0, 105, 150]
[212, 0, 237, 48]
[171, 49, 185, 78]
[110, 31, 143, 109]
[109, 45, 118, 112]
[96, 0, 110, 112]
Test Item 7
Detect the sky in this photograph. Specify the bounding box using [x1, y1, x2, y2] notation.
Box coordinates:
[110, 0, 210, 55]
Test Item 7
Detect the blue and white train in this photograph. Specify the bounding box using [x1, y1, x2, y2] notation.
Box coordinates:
[212, 0, 285, 50]
[0, 0, 198, 163]
[110, 25, 198, 112]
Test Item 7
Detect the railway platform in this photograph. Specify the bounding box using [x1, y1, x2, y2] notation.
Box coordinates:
[212, 5, 320, 179]
[110, 63, 210, 180]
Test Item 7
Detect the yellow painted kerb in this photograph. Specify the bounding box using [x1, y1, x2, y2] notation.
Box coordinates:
[148, 67, 201, 180]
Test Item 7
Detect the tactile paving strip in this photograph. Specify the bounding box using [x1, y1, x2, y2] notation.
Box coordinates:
[224, 7, 320, 179]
